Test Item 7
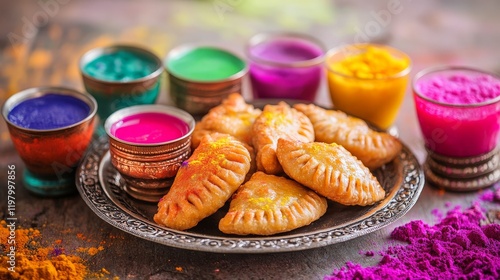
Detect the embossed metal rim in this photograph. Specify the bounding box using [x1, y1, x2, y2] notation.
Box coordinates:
[2, 86, 98, 133]
[325, 43, 412, 80]
[412, 66, 500, 108]
[246, 32, 326, 68]
[104, 104, 196, 147]
[76, 134, 425, 253]
[79, 44, 164, 85]
[164, 44, 248, 83]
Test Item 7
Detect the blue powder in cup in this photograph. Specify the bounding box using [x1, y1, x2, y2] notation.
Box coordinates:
[8, 93, 90, 130]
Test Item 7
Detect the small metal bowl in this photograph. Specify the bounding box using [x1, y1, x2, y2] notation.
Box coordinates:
[80, 44, 164, 122]
[2, 86, 97, 196]
[164, 44, 248, 116]
[104, 104, 195, 202]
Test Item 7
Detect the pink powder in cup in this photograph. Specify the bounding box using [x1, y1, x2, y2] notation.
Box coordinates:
[413, 66, 500, 157]
[110, 112, 190, 144]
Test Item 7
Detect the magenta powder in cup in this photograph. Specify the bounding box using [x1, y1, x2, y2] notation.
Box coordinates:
[418, 73, 500, 104]
[413, 67, 500, 157]
[110, 112, 190, 144]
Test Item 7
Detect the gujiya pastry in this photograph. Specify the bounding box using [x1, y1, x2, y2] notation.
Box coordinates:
[153, 93, 402, 236]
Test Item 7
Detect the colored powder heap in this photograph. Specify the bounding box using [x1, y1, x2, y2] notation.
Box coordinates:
[330, 45, 409, 79]
[325, 203, 500, 280]
[417, 73, 500, 105]
[479, 186, 500, 204]
[0, 222, 117, 280]
[0, 221, 87, 280]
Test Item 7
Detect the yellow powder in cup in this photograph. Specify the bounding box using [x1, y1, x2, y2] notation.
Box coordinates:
[326, 44, 411, 130]
[331, 45, 408, 79]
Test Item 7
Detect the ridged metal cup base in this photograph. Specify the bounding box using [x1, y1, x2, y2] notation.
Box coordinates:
[121, 174, 175, 203]
[424, 148, 500, 191]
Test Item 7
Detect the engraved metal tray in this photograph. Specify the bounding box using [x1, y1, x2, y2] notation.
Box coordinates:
[76, 133, 424, 253]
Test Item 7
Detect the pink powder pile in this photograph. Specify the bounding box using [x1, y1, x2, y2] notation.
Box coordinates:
[417, 73, 500, 104]
[479, 184, 500, 203]
[325, 202, 500, 279]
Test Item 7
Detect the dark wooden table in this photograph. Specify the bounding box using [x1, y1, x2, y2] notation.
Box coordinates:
[1, 0, 499, 279]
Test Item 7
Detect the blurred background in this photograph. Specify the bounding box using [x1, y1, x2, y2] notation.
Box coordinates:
[1, 0, 500, 157]
[0, 1, 499, 278]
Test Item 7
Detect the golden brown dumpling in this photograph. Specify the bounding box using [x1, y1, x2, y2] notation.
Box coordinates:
[154, 133, 251, 230]
[191, 93, 262, 149]
[219, 172, 327, 235]
[252, 102, 314, 175]
[276, 138, 385, 206]
[294, 104, 402, 170]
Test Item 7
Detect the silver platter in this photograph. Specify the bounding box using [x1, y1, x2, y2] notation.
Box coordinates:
[76, 134, 424, 253]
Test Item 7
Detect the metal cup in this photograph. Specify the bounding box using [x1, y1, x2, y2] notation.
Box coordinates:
[104, 104, 195, 202]
[413, 66, 500, 191]
[326, 43, 411, 131]
[80, 44, 164, 127]
[2, 87, 97, 196]
[165, 45, 248, 116]
[246, 32, 325, 102]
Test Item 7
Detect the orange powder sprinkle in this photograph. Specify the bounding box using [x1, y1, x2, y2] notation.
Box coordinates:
[0, 221, 116, 279]
[77, 246, 104, 256]
[0, 222, 87, 280]
[61, 229, 73, 235]
[87, 267, 120, 280]
[76, 233, 87, 241]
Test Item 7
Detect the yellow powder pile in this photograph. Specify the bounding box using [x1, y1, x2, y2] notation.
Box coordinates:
[0, 221, 118, 280]
[0, 221, 87, 280]
[331, 45, 409, 79]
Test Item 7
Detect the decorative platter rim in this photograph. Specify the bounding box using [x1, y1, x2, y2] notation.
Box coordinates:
[76, 132, 425, 253]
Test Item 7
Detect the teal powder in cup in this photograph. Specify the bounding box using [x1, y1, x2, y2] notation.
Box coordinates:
[80, 45, 164, 129]
[83, 50, 157, 81]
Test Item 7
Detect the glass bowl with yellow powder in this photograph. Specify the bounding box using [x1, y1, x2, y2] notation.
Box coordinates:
[325, 43, 411, 131]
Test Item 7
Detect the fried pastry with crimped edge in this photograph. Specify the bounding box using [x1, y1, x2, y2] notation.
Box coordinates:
[294, 103, 402, 170]
[219, 171, 328, 236]
[191, 93, 262, 150]
[154, 133, 251, 230]
[252, 102, 314, 175]
[276, 138, 385, 206]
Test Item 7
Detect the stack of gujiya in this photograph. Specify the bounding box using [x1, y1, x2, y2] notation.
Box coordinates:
[153, 93, 402, 235]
